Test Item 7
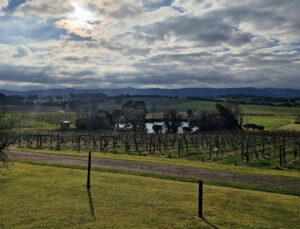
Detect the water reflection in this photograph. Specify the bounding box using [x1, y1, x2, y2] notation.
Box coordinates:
[146, 122, 198, 134]
[117, 122, 198, 133]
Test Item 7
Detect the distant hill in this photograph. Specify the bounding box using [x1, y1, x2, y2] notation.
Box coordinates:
[1, 87, 300, 97]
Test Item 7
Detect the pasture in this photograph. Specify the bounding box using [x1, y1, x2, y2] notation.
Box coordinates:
[1, 163, 299, 229]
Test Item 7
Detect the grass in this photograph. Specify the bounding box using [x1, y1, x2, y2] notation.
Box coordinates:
[168, 101, 216, 111]
[244, 115, 294, 129]
[242, 105, 300, 115]
[9, 147, 300, 179]
[278, 123, 300, 131]
[0, 163, 300, 228]
[244, 115, 295, 129]
[99, 97, 190, 111]
[100, 97, 300, 115]
[19, 120, 56, 128]
[12, 159, 300, 196]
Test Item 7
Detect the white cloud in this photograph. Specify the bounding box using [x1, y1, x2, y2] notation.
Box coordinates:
[0, 0, 8, 15]
[0, 0, 299, 89]
[0, 0, 8, 9]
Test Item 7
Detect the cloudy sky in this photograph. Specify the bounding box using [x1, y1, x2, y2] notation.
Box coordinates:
[0, 0, 300, 90]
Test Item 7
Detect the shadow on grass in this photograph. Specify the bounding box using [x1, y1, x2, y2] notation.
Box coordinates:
[201, 217, 219, 229]
[87, 189, 96, 221]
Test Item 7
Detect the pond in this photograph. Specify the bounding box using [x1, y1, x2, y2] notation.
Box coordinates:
[146, 122, 198, 134]
[117, 122, 198, 133]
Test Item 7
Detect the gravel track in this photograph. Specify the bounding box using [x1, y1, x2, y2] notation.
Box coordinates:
[7, 150, 300, 191]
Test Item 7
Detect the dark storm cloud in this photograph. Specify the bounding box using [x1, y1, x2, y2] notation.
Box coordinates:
[63, 56, 91, 63]
[144, 52, 213, 64]
[0, 64, 97, 85]
[0, 64, 56, 84]
[0, 62, 233, 87]
[134, 15, 253, 46]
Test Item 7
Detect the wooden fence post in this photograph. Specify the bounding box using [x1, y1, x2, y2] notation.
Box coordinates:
[199, 180, 203, 218]
[87, 151, 92, 189]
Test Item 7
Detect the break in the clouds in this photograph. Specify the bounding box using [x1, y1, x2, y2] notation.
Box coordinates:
[0, 0, 300, 90]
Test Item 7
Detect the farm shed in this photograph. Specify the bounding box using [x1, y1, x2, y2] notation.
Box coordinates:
[60, 121, 70, 130]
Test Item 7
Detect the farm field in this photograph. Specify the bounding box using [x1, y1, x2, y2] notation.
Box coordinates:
[278, 123, 300, 131]
[95, 97, 192, 111]
[1, 163, 299, 229]
[167, 100, 217, 111]
[242, 105, 299, 115]
[244, 115, 295, 129]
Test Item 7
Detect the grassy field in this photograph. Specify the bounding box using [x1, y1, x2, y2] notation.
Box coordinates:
[168, 101, 216, 111]
[278, 123, 300, 131]
[99, 97, 190, 111]
[243, 115, 295, 129]
[0, 163, 299, 229]
[242, 105, 299, 115]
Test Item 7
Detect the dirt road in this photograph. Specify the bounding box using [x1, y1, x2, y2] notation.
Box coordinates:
[7, 150, 300, 191]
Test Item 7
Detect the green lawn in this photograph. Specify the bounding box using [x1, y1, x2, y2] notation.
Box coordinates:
[0, 163, 299, 229]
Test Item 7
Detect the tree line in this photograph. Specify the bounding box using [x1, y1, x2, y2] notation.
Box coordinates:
[74, 99, 244, 133]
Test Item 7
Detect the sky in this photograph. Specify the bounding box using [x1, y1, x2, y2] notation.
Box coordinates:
[0, 0, 300, 91]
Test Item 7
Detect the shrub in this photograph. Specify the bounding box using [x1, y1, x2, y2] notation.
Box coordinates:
[152, 124, 163, 134]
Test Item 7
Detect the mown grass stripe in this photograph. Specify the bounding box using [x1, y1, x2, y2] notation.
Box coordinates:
[10, 158, 300, 197]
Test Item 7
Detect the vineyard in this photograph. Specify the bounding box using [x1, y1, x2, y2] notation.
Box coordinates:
[13, 131, 300, 167]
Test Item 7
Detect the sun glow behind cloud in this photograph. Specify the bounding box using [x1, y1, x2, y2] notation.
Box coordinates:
[55, 3, 97, 38]
[71, 3, 94, 23]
